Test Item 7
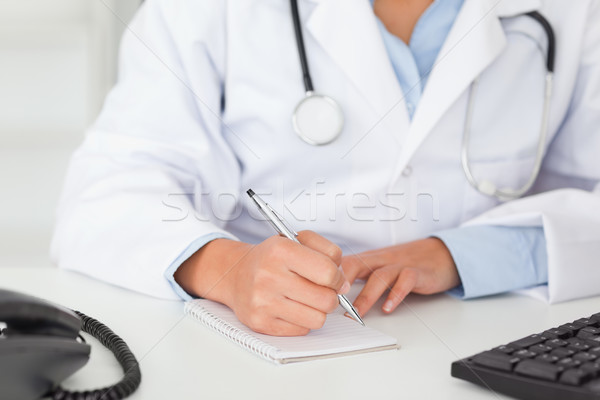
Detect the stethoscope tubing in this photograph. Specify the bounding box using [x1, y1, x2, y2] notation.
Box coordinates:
[525, 11, 556, 73]
[291, 0, 314, 93]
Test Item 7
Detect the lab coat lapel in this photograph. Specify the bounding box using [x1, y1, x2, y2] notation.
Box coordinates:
[392, 0, 542, 179]
[305, 0, 405, 117]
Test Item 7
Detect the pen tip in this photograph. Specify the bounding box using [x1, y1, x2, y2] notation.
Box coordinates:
[246, 189, 255, 197]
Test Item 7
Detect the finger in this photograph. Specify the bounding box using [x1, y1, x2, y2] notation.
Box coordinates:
[341, 254, 375, 284]
[239, 296, 315, 336]
[382, 268, 418, 313]
[352, 267, 398, 317]
[341, 248, 391, 283]
[285, 243, 348, 293]
[275, 297, 329, 331]
[296, 230, 342, 266]
[282, 271, 340, 314]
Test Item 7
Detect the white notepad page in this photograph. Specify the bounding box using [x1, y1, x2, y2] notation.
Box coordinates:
[185, 299, 399, 364]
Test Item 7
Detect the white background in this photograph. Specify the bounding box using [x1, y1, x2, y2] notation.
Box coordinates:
[0, 0, 142, 267]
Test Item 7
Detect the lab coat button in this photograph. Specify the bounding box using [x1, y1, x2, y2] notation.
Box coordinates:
[402, 166, 413, 177]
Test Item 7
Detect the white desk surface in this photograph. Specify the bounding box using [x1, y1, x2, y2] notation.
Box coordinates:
[2, 267, 599, 400]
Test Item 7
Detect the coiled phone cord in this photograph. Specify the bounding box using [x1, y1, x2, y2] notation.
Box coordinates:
[49, 311, 142, 400]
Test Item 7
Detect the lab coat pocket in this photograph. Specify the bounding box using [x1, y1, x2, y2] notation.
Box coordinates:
[461, 156, 537, 221]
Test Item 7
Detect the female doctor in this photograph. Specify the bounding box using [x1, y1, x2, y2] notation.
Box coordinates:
[52, 0, 600, 336]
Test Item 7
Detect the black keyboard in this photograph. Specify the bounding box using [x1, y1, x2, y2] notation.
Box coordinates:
[451, 312, 600, 400]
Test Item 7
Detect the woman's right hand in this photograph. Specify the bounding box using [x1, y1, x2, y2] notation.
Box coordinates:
[174, 231, 350, 336]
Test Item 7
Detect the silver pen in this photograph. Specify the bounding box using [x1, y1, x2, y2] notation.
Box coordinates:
[247, 189, 365, 326]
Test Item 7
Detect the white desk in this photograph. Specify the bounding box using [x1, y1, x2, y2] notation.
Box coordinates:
[2, 267, 599, 400]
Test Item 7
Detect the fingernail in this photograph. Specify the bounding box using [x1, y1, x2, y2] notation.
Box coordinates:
[383, 300, 394, 313]
[340, 281, 351, 294]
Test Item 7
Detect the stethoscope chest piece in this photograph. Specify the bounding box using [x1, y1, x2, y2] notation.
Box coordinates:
[292, 92, 344, 145]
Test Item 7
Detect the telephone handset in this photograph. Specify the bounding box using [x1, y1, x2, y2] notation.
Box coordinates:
[0, 289, 141, 400]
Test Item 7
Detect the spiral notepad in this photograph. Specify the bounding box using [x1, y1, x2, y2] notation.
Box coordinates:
[184, 299, 398, 364]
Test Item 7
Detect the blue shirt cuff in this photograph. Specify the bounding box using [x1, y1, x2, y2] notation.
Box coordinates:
[433, 225, 548, 299]
[164, 233, 234, 301]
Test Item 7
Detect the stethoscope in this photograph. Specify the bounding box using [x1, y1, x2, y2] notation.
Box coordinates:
[290, 0, 345, 146]
[289, 0, 556, 201]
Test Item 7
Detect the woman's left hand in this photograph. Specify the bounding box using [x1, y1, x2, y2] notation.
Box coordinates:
[341, 238, 461, 317]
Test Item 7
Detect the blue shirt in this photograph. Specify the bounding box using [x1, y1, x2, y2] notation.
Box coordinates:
[166, 0, 550, 301]
[373, 0, 465, 118]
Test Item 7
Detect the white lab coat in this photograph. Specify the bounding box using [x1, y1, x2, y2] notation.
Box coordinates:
[52, 0, 600, 303]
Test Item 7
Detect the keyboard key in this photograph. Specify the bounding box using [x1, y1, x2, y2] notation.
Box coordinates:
[515, 359, 563, 381]
[574, 318, 600, 328]
[559, 323, 585, 335]
[472, 351, 520, 372]
[573, 352, 598, 363]
[543, 328, 572, 340]
[550, 347, 575, 359]
[581, 362, 600, 377]
[514, 349, 537, 359]
[558, 358, 582, 369]
[529, 344, 553, 354]
[567, 338, 591, 352]
[578, 337, 600, 348]
[559, 368, 595, 386]
[509, 334, 546, 349]
[578, 327, 600, 339]
[545, 338, 568, 348]
[591, 313, 600, 323]
[590, 347, 600, 356]
[535, 354, 559, 363]
[492, 345, 515, 354]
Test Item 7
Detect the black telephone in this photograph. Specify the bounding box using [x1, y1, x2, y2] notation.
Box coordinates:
[0, 289, 141, 400]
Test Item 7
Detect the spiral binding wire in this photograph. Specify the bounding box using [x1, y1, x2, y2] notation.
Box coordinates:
[48, 311, 142, 400]
[185, 302, 278, 362]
